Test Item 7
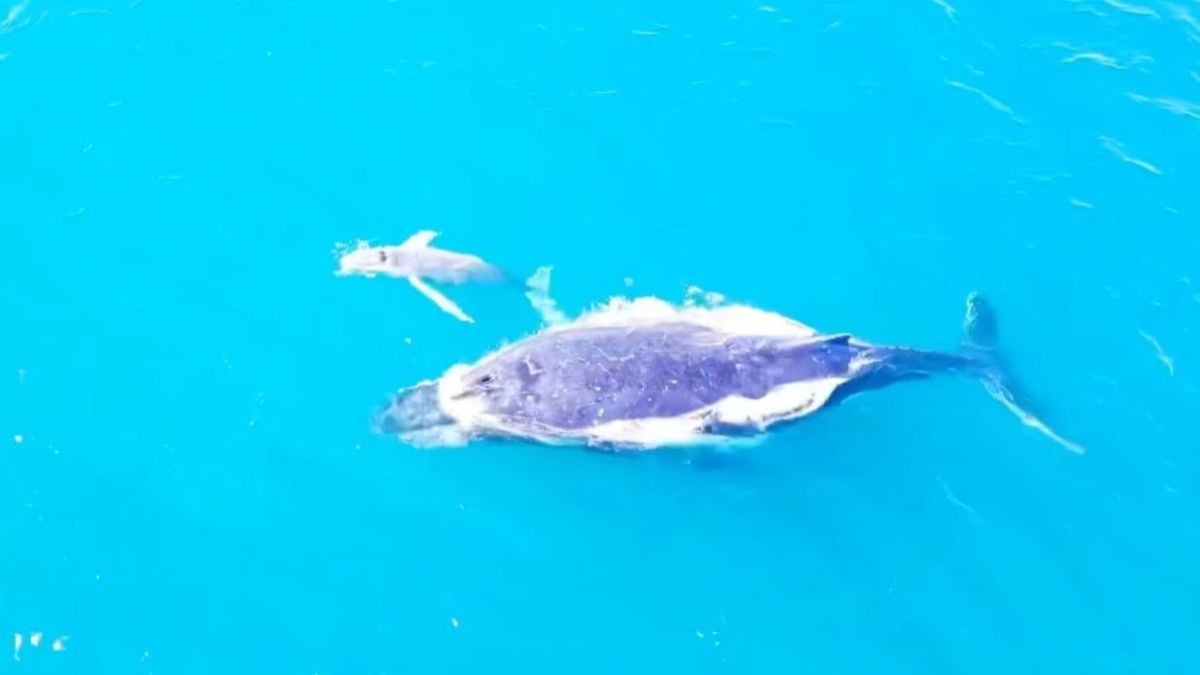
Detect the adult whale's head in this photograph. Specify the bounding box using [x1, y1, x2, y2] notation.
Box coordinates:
[375, 345, 551, 447]
[373, 360, 511, 447]
[374, 379, 461, 445]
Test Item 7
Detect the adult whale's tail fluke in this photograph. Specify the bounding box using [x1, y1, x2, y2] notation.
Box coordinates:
[961, 292, 1086, 455]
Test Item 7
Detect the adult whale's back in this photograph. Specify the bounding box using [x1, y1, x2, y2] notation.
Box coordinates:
[469, 324, 881, 430]
[377, 293, 1084, 454]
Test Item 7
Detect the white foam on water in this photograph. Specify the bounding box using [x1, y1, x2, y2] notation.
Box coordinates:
[932, 0, 957, 22]
[1126, 92, 1200, 121]
[945, 79, 1025, 124]
[1062, 51, 1125, 68]
[1139, 330, 1175, 375]
[0, 1, 28, 34]
[1100, 135, 1162, 175]
[1101, 0, 1158, 18]
[937, 477, 981, 520]
[684, 285, 726, 307]
[397, 426, 471, 448]
[544, 295, 818, 340]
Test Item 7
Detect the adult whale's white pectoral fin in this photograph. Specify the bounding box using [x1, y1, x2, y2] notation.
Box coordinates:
[400, 230, 439, 249]
[983, 379, 1087, 455]
[407, 275, 475, 323]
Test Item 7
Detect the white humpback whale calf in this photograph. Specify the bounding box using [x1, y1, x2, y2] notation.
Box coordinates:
[375, 292, 1084, 454]
[335, 231, 564, 326]
[335, 231, 510, 323]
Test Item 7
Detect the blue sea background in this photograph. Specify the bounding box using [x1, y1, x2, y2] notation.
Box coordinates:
[3, 0, 1198, 672]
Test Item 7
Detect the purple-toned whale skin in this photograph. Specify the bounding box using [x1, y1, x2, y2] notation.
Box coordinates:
[448, 324, 974, 432]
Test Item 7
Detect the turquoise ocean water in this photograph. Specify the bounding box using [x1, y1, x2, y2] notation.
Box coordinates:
[3, 1, 1199, 673]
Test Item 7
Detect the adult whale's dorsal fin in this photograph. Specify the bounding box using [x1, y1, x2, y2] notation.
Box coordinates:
[400, 230, 439, 249]
[785, 332, 852, 348]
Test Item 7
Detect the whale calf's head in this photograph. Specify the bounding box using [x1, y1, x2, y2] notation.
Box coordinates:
[336, 242, 397, 277]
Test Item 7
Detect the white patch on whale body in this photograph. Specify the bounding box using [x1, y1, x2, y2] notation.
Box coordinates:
[414, 296, 840, 450]
[575, 377, 848, 449]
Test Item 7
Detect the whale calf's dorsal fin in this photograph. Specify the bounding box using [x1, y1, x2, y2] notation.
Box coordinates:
[400, 230, 439, 249]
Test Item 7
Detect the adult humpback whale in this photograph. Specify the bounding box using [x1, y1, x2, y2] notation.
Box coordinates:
[376, 293, 1084, 454]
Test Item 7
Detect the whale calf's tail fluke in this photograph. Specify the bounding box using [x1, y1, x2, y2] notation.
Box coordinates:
[475, 265, 567, 325]
[961, 292, 1086, 455]
[523, 266, 568, 326]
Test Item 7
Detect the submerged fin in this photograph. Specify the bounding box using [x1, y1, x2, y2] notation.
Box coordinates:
[407, 275, 474, 323]
[961, 293, 1085, 455]
[375, 381, 467, 447]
